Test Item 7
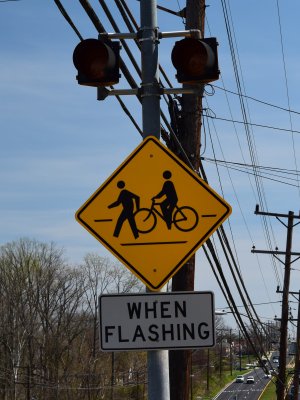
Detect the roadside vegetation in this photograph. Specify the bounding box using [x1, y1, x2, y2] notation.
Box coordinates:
[0, 238, 280, 400]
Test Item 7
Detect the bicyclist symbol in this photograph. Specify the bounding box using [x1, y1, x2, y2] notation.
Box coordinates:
[132, 170, 198, 236]
[75, 136, 231, 290]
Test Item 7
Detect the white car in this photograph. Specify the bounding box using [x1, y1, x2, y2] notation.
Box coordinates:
[246, 376, 255, 384]
[235, 375, 244, 383]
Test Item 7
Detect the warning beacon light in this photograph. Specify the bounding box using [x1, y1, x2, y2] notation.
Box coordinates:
[171, 37, 220, 84]
[73, 38, 120, 87]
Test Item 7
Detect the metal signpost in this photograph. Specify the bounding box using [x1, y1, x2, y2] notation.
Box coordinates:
[99, 291, 215, 351]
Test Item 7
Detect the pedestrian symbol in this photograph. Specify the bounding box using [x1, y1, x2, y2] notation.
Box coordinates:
[76, 136, 231, 290]
[108, 180, 140, 239]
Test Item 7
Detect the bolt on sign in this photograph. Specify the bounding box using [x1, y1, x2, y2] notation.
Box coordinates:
[76, 136, 231, 290]
[99, 291, 215, 351]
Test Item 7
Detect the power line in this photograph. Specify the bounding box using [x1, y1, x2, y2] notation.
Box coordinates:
[222, 301, 282, 309]
[208, 0, 282, 292]
[222, 0, 274, 229]
[276, 0, 300, 196]
[205, 114, 300, 134]
[212, 84, 300, 116]
[203, 157, 300, 187]
[203, 158, 300, 176]
[54, 0, 83, 41]
[53, 0, 143, 135]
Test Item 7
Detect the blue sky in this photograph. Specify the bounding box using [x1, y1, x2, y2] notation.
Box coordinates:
[1, 0, 300, 330]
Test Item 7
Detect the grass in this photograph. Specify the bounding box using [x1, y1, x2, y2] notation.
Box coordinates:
[259, 379, 277, 400]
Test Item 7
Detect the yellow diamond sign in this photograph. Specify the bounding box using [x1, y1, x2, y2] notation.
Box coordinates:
[76, 136, 231, 290]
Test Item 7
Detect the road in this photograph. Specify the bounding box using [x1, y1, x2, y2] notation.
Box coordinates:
[214, 368, 275, 400]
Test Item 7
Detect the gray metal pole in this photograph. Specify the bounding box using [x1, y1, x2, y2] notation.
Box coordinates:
[139, 1, 169, 399]
[140, 0, 161, 139]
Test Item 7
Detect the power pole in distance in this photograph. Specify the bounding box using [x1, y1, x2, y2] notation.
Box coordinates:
[276, 288, 300, 400]
[252, 206, 300, 400]
[293, 291, 300, 400]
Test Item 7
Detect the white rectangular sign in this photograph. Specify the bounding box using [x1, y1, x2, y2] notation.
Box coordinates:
[99, 291, 215, 351]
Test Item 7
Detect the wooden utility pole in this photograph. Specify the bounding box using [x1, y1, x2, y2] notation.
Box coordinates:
[169, 1, 205, 399]
[292, 291, 300, 400]
[252, 206, 300, 400]
[277, 211, 294, 400]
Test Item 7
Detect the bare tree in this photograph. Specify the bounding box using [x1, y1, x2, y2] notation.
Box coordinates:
[0, 239, 88, 400]
[0, 241, 145, 400]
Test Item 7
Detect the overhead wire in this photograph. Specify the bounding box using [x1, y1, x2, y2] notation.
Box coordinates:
[203, 236, 272, 371]
[204, 109, 278, 320]
[112, 0, 195, 163]
[211, 84, 300, 116]
[221, 0, 270, 219]
[115, 0, 175, 89]
[206, 20, 266, 277]
[199, 0, 282, 358]
[203, 157, 300, 187]
[206, 7, 300, 292]
[54, 0, 142, 135]
[222, 0, 277, 268]
[204, 110, 244, 275]
[53, 0, 84, 41]
[204, 106, 254, 246]
[166, 89, 267, 359]
[175, 0, 186, 25]
[78, 0, 139, 91]
[78, 0, 178, 144]
[206, 19, 281, 308]
[276, 0, 300, 197]
[203, 158, 300, 177]
[199, 159, 274, 369]
[97, 0, 141, 78]
[205, 14, 282, 289]
[221, 0, 283, 288]
[112, 0, 178, 142]
[205, 114, 300, 135]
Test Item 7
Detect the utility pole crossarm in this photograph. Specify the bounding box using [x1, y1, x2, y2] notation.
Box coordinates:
[276, 288, 300, 295]
[100, 29, 202, 40]
[255, 204, 300, 219]
[251, 249, 300, 256]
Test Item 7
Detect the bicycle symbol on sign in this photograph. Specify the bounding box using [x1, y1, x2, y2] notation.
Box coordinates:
[134, 200, 198, 233]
